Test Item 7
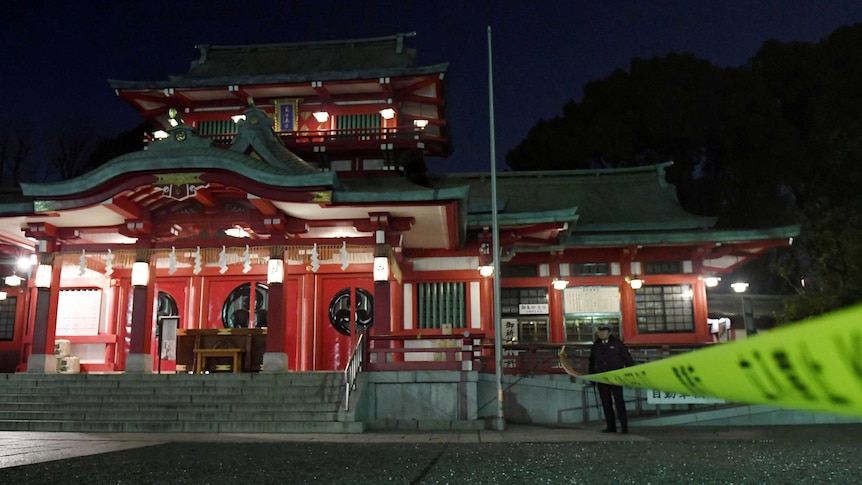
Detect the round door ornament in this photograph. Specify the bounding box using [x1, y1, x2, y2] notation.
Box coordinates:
[328, 287, 374, 336]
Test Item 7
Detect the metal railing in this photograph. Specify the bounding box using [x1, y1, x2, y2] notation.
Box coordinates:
[343, 334, 365, 411]
[366, 332, 484, 371]
[196, 126, 446, 151]
[345, 335, 708, 384]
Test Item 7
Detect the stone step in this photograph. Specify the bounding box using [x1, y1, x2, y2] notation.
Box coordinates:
[4, 384, 344, 399]
[0, 374, 344, 389]
[0, 392, 342, 404]
[0, 401, 339, 413]
[3, 373, 344, 385]
[0, 372, 360, 433]
[0, 410, 340, 422]
[0, 419, 366, 434]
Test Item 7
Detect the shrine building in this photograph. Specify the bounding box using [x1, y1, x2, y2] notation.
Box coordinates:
[0, 32, 798, 376]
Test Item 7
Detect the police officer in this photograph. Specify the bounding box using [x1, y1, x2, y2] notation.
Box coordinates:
[588, 323, 635, 433]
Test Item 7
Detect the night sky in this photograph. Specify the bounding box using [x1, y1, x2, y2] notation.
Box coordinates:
[3, 0, 862, 173]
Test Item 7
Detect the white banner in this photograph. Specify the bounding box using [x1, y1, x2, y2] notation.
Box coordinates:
[647, 389, 726, 404]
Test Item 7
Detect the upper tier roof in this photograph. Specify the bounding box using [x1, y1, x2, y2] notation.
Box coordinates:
[109, 32, 449, 89]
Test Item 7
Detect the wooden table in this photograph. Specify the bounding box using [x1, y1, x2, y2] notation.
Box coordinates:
[177, 329, 266, 373]
[193, 348, 244, 374]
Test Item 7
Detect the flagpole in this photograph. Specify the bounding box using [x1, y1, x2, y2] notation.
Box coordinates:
[487, 25, 505, 432]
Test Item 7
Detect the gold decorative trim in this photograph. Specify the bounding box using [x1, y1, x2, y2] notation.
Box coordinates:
[154, 173, 205, 186]
[310, 191, 332, 203]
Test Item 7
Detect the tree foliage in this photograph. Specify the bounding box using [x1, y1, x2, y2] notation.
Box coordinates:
[506, 23, 862, 321]
[0, 118, 37, 187]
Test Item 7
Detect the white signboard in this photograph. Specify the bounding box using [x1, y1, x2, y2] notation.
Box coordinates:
[502, 318, 518, 342]
[519, 303, 548, 315]
[56, 289, 102, 336]
[160, 316, 179, 361]
[564, 286, 621, 314]
[647, 389, 726, 404]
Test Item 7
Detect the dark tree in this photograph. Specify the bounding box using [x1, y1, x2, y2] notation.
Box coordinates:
[505, 22, 862, 321]
[0, 118, 36, 187]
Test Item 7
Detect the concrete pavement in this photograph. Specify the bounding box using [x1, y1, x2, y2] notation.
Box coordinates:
[3, 423, 855, 470]
[0, 425, 641, 469]
[2, 425, 861, 484]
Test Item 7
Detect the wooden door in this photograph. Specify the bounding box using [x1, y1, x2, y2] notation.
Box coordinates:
[315, 276, 373, 370]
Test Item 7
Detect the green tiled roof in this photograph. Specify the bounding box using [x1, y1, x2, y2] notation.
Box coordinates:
[334, 176, 469, 203]
[434, 163, 717, 233]
[20, 125, 334, 198]
[109, 33, 448, 89]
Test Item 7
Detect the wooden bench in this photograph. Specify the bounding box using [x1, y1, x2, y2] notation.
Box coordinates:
[193, 348, 244, 374]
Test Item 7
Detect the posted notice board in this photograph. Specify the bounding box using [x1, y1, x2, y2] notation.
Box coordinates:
[563, 286, 620, 314]
[56, 289, 102, 336]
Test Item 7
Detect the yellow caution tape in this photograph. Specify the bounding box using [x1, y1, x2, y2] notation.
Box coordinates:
[561, 304, 862, 418]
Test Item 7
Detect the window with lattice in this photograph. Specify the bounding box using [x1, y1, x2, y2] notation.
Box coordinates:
[571, 263, 609, 276]
[635, 284, 694, 333]
[644, 261, 681, 275]
[416, 282, 467, 329]
[0, 296, 16, 341]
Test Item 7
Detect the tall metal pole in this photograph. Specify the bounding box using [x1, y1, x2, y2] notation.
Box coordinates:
[487, 26, 505, 431]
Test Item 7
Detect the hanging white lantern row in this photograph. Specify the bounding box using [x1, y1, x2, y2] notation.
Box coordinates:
[168, 246, 177, 275]
[340, 241, 349, 271]
[78, 249, 87, 276]
[242, 245, 251, 274]
[218, 246, 228, 274]
[193, 247, 202, 275]
[105, 249, 114, 277]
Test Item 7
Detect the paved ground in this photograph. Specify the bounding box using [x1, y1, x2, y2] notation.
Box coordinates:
[1, 424, 861, 484]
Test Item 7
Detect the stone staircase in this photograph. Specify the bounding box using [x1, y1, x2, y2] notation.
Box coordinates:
[0, 372, 365, 433]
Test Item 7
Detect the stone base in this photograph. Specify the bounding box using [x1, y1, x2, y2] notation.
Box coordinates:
[125, 353, 153, 373]
[262, 352, 289, 372]
[27, 354, 57, 374]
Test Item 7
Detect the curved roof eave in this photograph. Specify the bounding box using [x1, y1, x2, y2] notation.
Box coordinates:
[0, 201, 36, 217]
[575, 217, 718, 232]
[108, 63, 450, 90]
[565, 224, 800, 247]
[333, 185, 469, 204]
[509, 224, 800, 255]
[467, 207, 580, 228]
[20, 150, 336, 198]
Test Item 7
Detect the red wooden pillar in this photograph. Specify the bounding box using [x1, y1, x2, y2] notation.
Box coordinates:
[126, 259, 154, 373]
[263, 280, 288, 372]
[263, 256, 288, 372]
[27, 257, 60, 373]
[372, 281, 390, 336]
[548, 283, 566, 343]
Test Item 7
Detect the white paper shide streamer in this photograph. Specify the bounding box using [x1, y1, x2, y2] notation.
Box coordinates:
[218, 246, 228, 274]
[168, 246, 177, 275]
[193, 247, 202, 275]
[78, 249, 86, 276]
[242, 245, 251, 274]
[310, 243, 320, 272]
[340, 241, 349, 270]
[105, 249, 114, 277]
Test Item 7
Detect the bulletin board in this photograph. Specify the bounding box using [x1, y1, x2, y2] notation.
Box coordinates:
[563, 286, 621, 314]
[56, 289, 102, 336]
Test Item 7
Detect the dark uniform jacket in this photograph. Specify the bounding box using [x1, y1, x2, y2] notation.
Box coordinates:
[589, 334, 635, 374]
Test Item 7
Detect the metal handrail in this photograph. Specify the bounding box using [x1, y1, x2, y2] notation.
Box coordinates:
[343, 333, 365, 411]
